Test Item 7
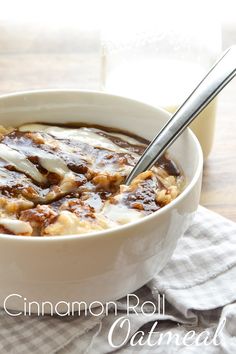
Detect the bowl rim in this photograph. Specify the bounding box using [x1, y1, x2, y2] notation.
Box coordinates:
[0, 89, 203, 243]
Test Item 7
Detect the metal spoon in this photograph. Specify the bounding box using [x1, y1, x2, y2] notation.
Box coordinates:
[126, 46, 236, 185]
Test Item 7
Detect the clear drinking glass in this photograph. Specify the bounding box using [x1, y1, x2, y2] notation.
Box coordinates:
[100, 0, 221, 159]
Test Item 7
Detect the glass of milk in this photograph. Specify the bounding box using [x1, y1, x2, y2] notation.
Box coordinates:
[100, 0, 221, 159]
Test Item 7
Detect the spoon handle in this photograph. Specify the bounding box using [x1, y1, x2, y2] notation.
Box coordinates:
[126, 46, 236, 185]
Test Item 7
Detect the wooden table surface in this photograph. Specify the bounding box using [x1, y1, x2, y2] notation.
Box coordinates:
[201, 79, 236, 221]
[0, 26, 235, 221]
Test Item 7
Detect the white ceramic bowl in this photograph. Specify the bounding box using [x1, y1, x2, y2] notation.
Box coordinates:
[0, 90, 203, 313]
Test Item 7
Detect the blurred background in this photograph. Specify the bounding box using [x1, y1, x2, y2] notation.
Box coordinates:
[0, 0, 234, 92]
[0, 0, 235, 219]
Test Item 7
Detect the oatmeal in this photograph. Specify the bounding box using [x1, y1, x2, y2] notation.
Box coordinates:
[0, 124, 184, 236]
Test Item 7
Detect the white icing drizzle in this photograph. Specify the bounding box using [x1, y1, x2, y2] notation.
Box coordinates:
[0, 218, 32, 235]
[4, 138, 70, 177]
[0, 143, 45, 184]
[19, 124, 141, 154]
[102, 201, 143, 225]
[95, 130, 146, 146]
[38, 153, 70, 176]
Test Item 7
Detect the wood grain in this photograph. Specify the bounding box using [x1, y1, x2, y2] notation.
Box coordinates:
[0, 26, 235, 221]
[201, 79, 236, 221]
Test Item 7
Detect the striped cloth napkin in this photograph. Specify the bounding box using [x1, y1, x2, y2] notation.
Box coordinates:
[0, 206, 236, 354]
